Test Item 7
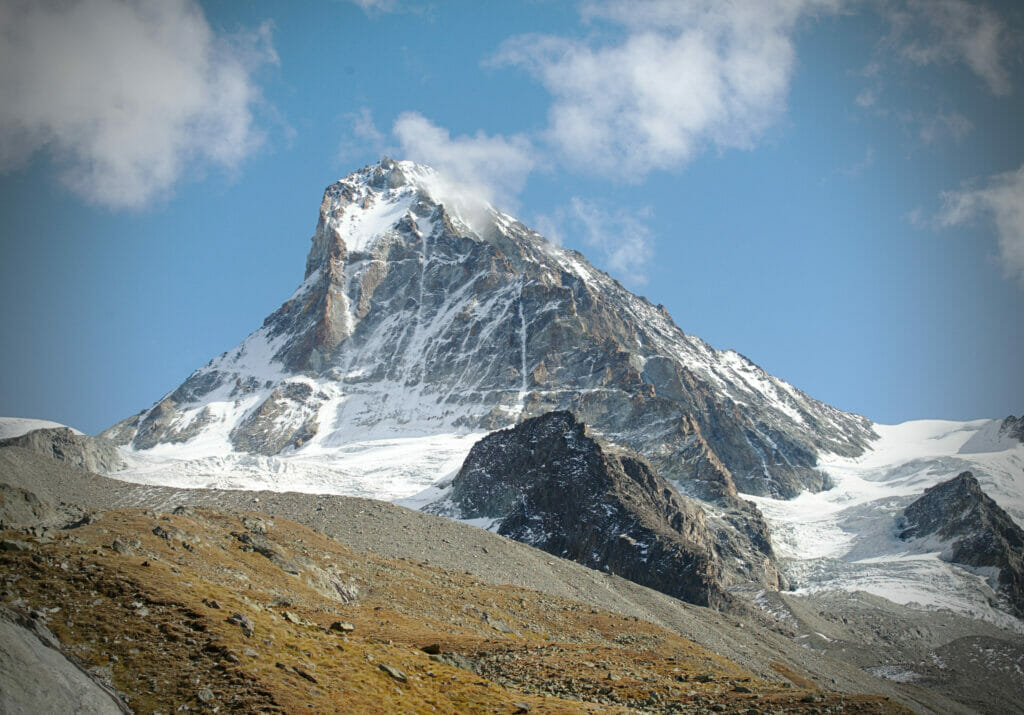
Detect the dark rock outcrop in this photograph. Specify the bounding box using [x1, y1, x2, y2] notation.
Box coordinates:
[0, 428, 125, 474]
[899, 471, 1024, 618]
[999, 415, 1024, 444]
[429, 411, 761, 609]
[229, 382, 323, 455]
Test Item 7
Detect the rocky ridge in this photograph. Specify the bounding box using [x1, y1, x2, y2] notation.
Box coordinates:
[898, 471, 1024, 618]
[1000, 414, 1024, 444]
[0, 427, 125, 474]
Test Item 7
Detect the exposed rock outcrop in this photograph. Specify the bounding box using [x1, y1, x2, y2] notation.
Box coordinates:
[0, 607, 129, 714]
[428, 411, 781, 608]
[1000, 415, 1024, 444]
[0, 427, 125, 474]
[899, 471, 1024, 618]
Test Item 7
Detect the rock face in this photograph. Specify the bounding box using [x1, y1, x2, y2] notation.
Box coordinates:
[0, 607, 129, 715]
[428, 411, 777, 608]
[0, 428, 125, 474]
[899, 471, 1024, 618]
[106, 158, 874, 502]
[1000, 415, 1024, 444]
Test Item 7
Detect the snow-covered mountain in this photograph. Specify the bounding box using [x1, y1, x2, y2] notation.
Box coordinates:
[104, 158, 872, 502]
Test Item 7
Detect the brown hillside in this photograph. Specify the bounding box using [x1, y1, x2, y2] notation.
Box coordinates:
[0, 506, 907, 713]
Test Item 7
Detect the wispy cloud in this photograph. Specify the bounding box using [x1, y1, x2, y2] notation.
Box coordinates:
[0, 0, 276, 209]
[352, 107, 385, 145]
[841, 146, 876, 177]
[392, 112, 536, 213]
[537, 198, 654, 285]
[345, 0, 398, 12]
[918, 111, 973, 144]
[338, 106, 386, 163]
[493, 0, 841, 177]
[881, 0, 1013, 95]
[939, 165, 1024, 285]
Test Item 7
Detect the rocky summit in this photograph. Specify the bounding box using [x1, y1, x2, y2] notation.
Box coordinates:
[105, 157, 873, 501]
[1000, 414, 1024, 444]
[427, 411, 783, 608]
[899, 471, 1024, 618]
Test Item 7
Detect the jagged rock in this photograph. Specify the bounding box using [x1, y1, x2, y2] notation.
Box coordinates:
[0, 428, 125, 474]
[379, 664, 407, 682]
[229, 382, 322, 455]
[899, 471, 1024, 618]
[230, 530, 301, 575]
[226, 612, 254, 637]
[999, 415, 1024, 444]
[0, 539, 32, 552]
[428, 411, 741, 608]
[132, 398, 218, 450]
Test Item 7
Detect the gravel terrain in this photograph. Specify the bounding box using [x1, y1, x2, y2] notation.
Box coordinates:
[1, 444, 1013, 713]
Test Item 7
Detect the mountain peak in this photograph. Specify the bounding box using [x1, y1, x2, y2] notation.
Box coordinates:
[108, 159, 873, 503]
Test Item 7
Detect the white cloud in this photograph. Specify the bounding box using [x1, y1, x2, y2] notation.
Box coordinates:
[0, 0, 276, 209]
[939, 165, 1024, 285]
[538, 198, 653, 285]
[392, 112, 535, 213]
[884, 0, 1012, 95]
[493, 0, 841, 177]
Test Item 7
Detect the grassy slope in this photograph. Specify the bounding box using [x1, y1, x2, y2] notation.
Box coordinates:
[0, 507, 907, 713]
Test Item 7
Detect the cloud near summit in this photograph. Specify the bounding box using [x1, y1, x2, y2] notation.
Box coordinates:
[392, 112, 536, 213]
[0, 0, 276, 209]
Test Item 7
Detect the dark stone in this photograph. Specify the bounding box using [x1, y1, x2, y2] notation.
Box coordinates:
[999, 415, 1024, 444]
[378, 664, 407, 682]
[900, 471, 1024, 618]
[430, 411, 733, 609]
[226, 612, 254, 637]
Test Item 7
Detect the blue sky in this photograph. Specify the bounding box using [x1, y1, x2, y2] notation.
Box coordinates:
[1, 0, 1022, 435]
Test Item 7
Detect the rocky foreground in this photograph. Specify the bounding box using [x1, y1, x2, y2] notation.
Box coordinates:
[1, 504, 907, 714]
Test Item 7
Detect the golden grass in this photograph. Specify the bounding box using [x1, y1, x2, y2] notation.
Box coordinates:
[0, 508, 910, 714]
